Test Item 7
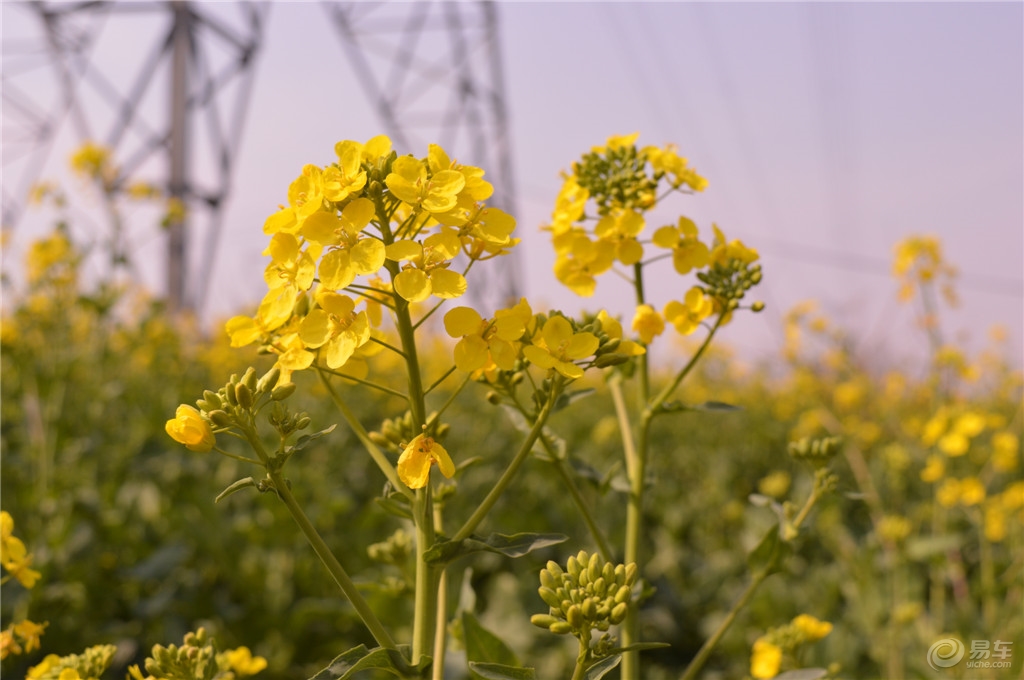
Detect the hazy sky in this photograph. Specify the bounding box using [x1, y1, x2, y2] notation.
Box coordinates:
[4, 2, 1022, 370]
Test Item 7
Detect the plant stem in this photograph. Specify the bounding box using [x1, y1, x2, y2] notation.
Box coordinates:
[679, 569, 769, 680]
[451, 378, 564, 543]
[269, 467, 398, 651]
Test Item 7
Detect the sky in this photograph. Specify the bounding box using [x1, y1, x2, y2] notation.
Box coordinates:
[3, 1, 1022, 372]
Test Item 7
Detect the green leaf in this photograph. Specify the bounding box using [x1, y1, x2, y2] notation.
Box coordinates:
[291, 424, 338, 454]
[425, 532, 568, 565]
[906, 533, 963, 561]
[774, 669, 829, 680]
[308, 645, 425, 680]
[463, 611, 519, 678]
[583, 655, 621, 680]
[214, 477, 256, 503]
[747, 523, 789, 576]
[605, 642, 671, 654]
[693, 400, 742, 412]
[468, 662, 536, 680]
[553, 388, 595, 412]
[375, 492, 413, 521]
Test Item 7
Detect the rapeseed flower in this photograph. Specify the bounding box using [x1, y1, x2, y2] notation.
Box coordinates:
[386, 229, 467, 302]
[750, 638, 782, 679]
[664, 287, 713, 336]
[298, 292, 371, 370]
[397, 434, 455, 489]
[523, 316, 598, 379]
[631, 304, 664, 345]
[443, 304, 527, 373]
[651, 217, 710, 275]
[386, 155, 465, 214]
[165, 405, 216, 453]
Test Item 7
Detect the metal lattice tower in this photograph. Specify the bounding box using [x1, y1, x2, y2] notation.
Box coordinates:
[2, 1, 268, 311]
[323, 1, 522, 309]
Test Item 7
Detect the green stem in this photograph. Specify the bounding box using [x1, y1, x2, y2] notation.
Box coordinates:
[269, 467, 398, 651]
[570, 637, 591, 680]
[318, 370, 409, 498]
[679, 569, 769, 680]
[317, 367, 409, 401]
[451, 378, 564, 543]
[620, 263, 649, 680]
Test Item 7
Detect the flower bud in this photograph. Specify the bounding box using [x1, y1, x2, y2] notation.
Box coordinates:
[566, 605, 583, 629]
[203, 390, 222, 409]
[614, 584, 632, 605]
[539, 587, 562, 610]
[549, 621, 572, 635]
[271, 383, 297, 401]
[235, 383, 253, 410]
[208, 410, 232, 428]
[242, 367, 258, 392]
[530, 614, 560, 629]
[257, 367, 281, 394]
[295, 416, 311, 431]
[610, 602, 628, 625]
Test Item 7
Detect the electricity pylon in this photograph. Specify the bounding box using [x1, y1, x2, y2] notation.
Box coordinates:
[322, 1, 522, 309]
[2, 1, 268, 311]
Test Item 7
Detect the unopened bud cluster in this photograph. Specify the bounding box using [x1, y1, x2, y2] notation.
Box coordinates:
[197, 366, 307, 437]
[369, 410, 449, 453]
[143, 628, 217, 680]
[28, 644, 116, 680]
[531, 550, 637, 645]
[788, 436, 842, 468]
[574, 145, 658, 214]
[697, 259, 763, 310]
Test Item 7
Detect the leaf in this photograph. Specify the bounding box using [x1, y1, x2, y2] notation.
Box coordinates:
[774, 669, 829, 680]
[906, 533, 963, 561]
[693, 400, 742, 412]
[463, 611, 519, 678]
[468, 662, 536, 680]
[375, 492, 413, 521]
[583, 655, 621, 680]
[747, 523, 789, 576]
[553, 388, 595, 412]
[215, 477, 256, 503]
[308, 645, 425, 680]
[605, 642, 671, 654]
[425, 532, 568, 565]
[291, 424, 338, 454]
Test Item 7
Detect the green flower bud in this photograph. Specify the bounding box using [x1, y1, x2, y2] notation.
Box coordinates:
[257, 367, 281, 394]
[530, 614, 560, 629]
[486, 391, 501, 405]
[235, 383, 253, 410]
[625, 562, 638, 584]
[566, 604, 583, 629]
[582, 598, 596, 619]
[540, 569, 558, 590]
[242, 367, 258, 392]
[752, 301, 766, 312]
[368, 431, 390, 447]
[587, 552, 601, 582]
[546, 560, 564, 577]
[271, 382, 297, 401]
[610, 602, 628, 625]
[539, 587, 562, 610]
[208, 410, 232, 428]
[614, 584, 632, 605]
[203, 390, 222, 409]
[593, 576, 607, 597]
[549, 621, 572, 635]
[567, 556, 581, 579]
[295, 416, 311, 431]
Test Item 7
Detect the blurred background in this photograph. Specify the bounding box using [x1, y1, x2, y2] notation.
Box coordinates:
[2, 3, 1022, 680]
[3, 1, 1021, 369]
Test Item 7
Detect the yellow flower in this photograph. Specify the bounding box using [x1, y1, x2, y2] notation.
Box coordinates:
[936, 478, 961, 507]
[920, 455, 945, 482]
[594, 209, 645, 265]
[0, 627, 20, 659]
[303, 198, 386, 290]
[58, 668, 81, 680]
[165, 405, 216, 452]
[552, 231, 615, 297]
[1, 513, 42, 590]
[792, 614, 833, 641]
[386, 155, 465, 214]
[595, 310, 645, 357]
[443, 303, 528, 373]
[958, 477, 986, 506]
[28, 654, 61, 679]
[386, 230, 467, 302]
[651, 217, 710, 274]
[938, 432, 969, 457]
[710, 224, 759, 265]
[428, 143, 493, 201]
[631, 304, 664, 345]
[298, 292, 372, 370]
[992, 431, 1019, 472]
[325, 140, 368, 202]
[69, 142, 114, 183]
[263, 233, 318, 293]
[225, 286, 299, 348]
[877, 515, 912, 543]
[523, 316, 599, 379]
[546, 174, 588, 236]
[750, 638, 782, 679]
[13, 620, 47, 654]
[663, 287, 713, 336]
[397, 434, 455, 489]
[224, 646, 268, 676]
[984, 504, 1007, 542]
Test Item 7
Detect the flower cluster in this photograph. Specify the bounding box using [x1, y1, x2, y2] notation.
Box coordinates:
[26, 644, 116, 680]
[126, 628, 267, 680]
[226, 136, 519, 384]
[544, 133, 763, 343]
[750, 614, 833, 679]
